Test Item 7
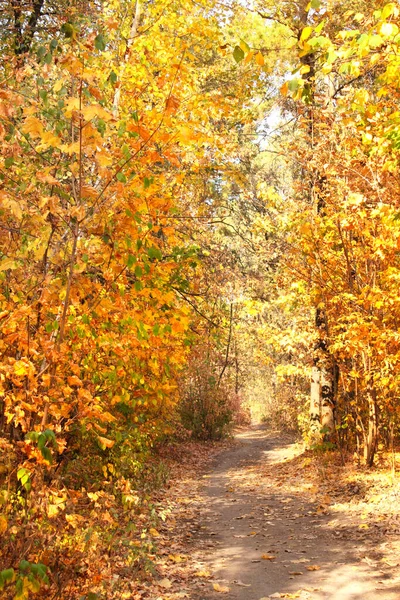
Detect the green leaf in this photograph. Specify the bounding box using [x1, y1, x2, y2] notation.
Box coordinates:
[233, 45, 245, 63]
[44, 429, 56, 443]
[40, 446, 52, 464]
[4, 157, 14, 169]
[134, 265, 143, 277]
[95, 34, 106, 52]
[109, 71, 117, 84]
[122, 145, 131, 160]
[311, 0, 321, 8]
[0, 568, 14, 584]
[357, 33, 369, 48]
[17, 468, 31, 491]
[127, 254, 135, 268]
[15, 577, 23, 596]
[61, 23, 75, 38]
[147, 247, 162, 260]
[134, 280, 143, 291]
[116, 172, 127, 183]
[97, 119, 106, 135]
[39, 89, 48, 103]
[37, 433, 46, 450]
[288, 78, 301, 92]
[44, 52, 52, 65]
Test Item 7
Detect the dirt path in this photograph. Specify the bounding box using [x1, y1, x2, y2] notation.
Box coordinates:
[176, 425, 400, 600]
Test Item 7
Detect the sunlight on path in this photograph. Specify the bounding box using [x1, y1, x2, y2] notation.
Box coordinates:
[188, 425, 400, 600]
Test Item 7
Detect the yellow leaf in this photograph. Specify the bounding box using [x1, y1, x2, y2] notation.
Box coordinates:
[65, 513, 85, 527]
[63, 97, 80, 117]
[300, 26, 313, 43]
[213, 583, 230, 593]
[261, 554, 276, 560]
[178, 125, 192, 142]
[81, 104, 112, 122]
[195, 569, 211, 577]
[53, 80, 64, 93]
[2, 197, 22, 220]
[62, 141, 80, 155]
[149, 527, 160, 537]
[21, 116, 44, 137]
[14, 363, 27, 377]
[382, 2, 399, 20]
[38, 130, 62, 149]
[169, 554, 185, 563]
[300, 65, 311, 74]
[255, 52, 265, 66]
[47, 504, 59, 518]
[96, 151, 113, 167]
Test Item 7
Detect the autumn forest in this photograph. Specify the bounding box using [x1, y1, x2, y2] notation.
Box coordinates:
[2, 0, 400, 598]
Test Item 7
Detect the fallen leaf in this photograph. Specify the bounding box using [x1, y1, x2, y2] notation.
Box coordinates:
[213, 583, 230, 593]
[262, 554, 276, 560]
[158, 578, 172, 589]
[169, 554, 185, 563]
[306, 565, 321, 571]
[195, 569, 211, 578]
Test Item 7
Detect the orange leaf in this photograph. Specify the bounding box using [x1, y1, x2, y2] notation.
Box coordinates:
[255, 52, 265, 66]
[97, 436, 115, 449]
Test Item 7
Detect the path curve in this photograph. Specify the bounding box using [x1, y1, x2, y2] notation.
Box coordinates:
[184, 425, 400, 600]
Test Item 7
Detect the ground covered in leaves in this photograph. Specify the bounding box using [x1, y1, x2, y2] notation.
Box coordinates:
[3, 426, 400, 599]
[133, 426, 400, 600]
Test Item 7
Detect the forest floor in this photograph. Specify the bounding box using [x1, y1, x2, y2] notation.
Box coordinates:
[131, 424, 400, 600]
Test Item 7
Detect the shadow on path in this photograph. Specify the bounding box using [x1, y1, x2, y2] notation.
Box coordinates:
[187, 425, 400, 600]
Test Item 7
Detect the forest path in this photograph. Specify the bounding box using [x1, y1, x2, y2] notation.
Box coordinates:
[178, 425, 400, 600]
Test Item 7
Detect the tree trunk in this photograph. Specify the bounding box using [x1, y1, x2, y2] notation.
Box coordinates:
[296, 2, 337, 438]
[365, 382, 378, 467]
